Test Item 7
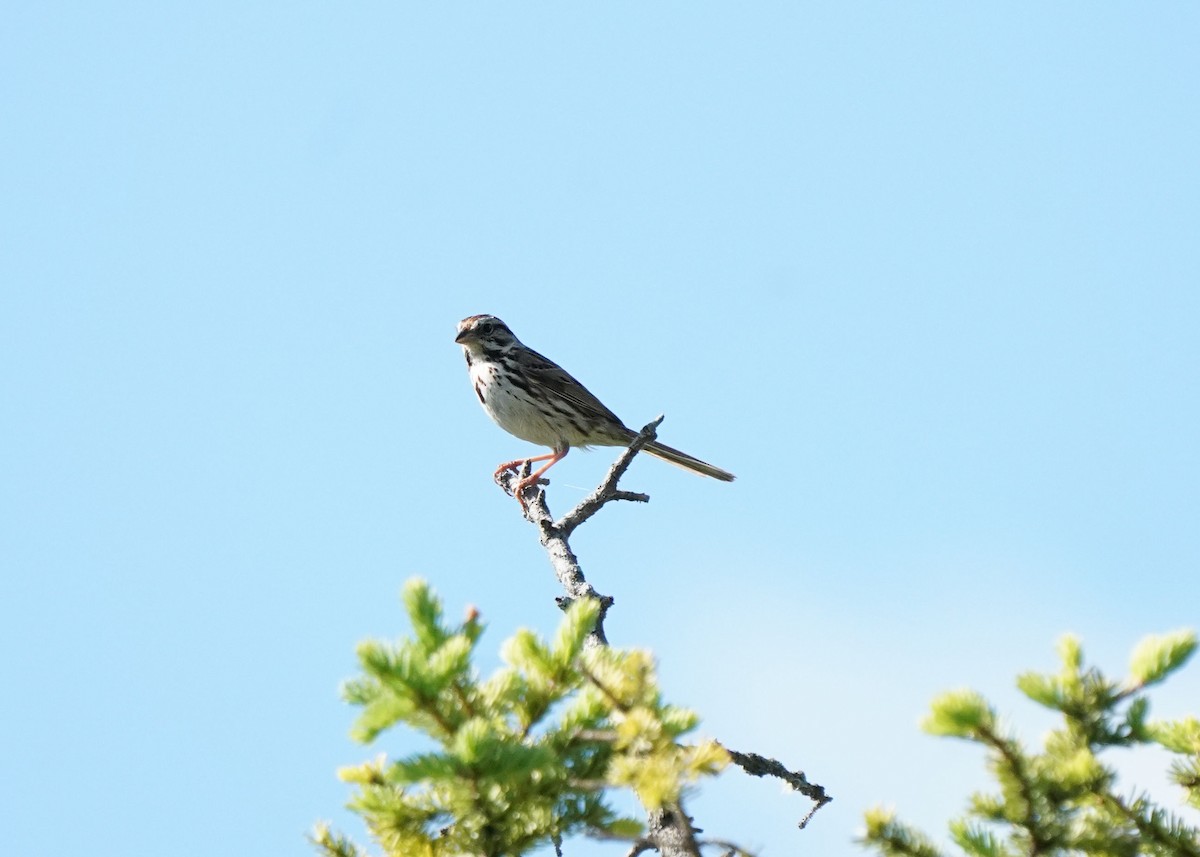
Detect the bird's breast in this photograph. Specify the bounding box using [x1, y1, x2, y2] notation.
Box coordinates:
[467, 357, 589, 449]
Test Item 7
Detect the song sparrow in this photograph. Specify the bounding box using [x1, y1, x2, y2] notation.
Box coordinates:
[455, 314, 734, 508]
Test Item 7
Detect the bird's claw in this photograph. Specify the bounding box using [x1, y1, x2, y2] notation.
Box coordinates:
[514, 476, 549, 512]
[493, 464, 547, 510]
[493, 463, 519, 482]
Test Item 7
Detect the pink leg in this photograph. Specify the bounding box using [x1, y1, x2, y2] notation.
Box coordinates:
[493, 452, 557, 482]
[513, 448, 569, 509]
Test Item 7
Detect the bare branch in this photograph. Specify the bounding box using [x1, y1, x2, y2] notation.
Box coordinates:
[697, 838, 754, 857]
[725, 748, 833, 829]
[557, 416, 663, 535]
[499, 419, 827, 854]
[647, 805, 703, 857]
[494, 417, 662, 648]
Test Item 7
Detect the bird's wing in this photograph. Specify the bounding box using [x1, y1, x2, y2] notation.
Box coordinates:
[523, 347, 628, 429]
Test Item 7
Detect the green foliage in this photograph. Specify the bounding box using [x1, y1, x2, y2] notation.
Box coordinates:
[1131, 631, 1198, 689]
[862, 629, 1200, 857]
[922, 690, 995, 738]
[314, 579, 729, 857]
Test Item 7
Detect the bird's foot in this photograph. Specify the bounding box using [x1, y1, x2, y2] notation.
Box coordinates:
[492, 459, 527, 484]
[493, 462, 547, 508]
[513, 473, 552, 511]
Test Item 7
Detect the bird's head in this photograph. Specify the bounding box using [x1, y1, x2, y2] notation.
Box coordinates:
[455, 314, 519, 354]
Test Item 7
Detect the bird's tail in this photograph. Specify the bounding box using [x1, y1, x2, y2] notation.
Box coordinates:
[642, 440, 735, 482]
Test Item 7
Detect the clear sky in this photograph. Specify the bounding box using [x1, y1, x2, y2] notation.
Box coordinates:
[3, 4, 1198, 855]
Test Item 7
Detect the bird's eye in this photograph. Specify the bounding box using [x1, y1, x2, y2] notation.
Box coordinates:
[480, 322, 494, 335]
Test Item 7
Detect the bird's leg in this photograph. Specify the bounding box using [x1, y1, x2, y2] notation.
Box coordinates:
[514, 448, 569, 510]
[493, 452, 557, 483]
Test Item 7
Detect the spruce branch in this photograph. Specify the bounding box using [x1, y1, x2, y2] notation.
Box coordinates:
[862, 629, 1200, 857]
[1100, 791, 1200, 857]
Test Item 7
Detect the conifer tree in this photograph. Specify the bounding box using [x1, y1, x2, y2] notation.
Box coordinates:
[862, 630, 1200, 857]
[316, 420, 1199, 856]
[314, 421, 828, 857]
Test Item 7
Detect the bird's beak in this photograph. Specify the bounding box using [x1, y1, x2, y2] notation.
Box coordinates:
[454, 329, 470, 344]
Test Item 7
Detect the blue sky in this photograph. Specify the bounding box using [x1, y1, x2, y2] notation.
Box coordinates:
[3, 4, 1198, 855]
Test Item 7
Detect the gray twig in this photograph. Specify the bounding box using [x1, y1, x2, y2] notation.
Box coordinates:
[725, 748, 833, 829]
[557, 416, 662, 535]
[697, 838, 754, 857]
[647, 806, 703, 857]
[497, 417, 663, 649]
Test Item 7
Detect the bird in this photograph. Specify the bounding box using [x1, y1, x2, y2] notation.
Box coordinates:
[454, 314, 734, 508]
